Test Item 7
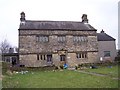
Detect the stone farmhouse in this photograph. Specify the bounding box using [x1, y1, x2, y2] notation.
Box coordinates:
[18, 12, 116, 67]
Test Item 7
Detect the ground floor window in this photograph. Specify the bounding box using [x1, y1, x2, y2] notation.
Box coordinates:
[40, 55, 46, 60]
[5, 57, 10, 62]
[76, 52, 87, 59]
[104, 51, 110, 57]
[37, 54, 52, 62]
[60, 55, 66, 61]
[47, 54, 52, 62]
[37, 54, 39, 60]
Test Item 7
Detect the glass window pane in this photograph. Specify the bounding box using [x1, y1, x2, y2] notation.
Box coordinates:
[104, 51, 110, 57]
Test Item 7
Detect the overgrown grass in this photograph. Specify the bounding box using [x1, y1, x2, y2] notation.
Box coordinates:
[2, 70, 118, 88]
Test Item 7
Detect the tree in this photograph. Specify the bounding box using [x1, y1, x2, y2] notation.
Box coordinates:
[0, 39, 12, 54]
[115, 49, 120, 63]
[117, 50, 120, 57]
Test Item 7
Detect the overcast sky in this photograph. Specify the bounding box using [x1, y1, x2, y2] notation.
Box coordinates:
[0, 0, 119, 49]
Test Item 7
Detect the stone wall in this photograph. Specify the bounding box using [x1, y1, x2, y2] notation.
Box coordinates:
[87, 52, 98, 63]
[19, 30, 96, 35]
[19, 30, 98, 53]
[19, 30, 98, 67]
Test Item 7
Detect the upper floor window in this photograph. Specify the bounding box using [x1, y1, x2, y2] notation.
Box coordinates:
[104, 51, 111, 57]
[36, 35, 49, 43]
[73, 36, 87, 42]
[58, 36, 66, 43]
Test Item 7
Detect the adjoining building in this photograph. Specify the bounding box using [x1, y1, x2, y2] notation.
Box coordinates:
[18, 12, 116, 67]
[2, 48, 19, 65]
[97, 30, 116, 62]
[2, 53, 19, 65]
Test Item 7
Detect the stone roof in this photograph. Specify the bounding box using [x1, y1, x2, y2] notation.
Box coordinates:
[19, 20, 96, 30]
[97, 33, 115, 41]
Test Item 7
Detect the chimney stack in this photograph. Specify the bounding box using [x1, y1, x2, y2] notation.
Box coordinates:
[20, 12, 26, 22]
[101, 29, 105, 33]
[82, 14, 88, 23]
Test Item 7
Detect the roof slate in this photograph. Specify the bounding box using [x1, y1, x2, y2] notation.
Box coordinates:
[97, 33, 115, 41]
[19, 20, 96, 30]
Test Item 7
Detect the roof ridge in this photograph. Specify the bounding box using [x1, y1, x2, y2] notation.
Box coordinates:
[26, 20, 82, 23]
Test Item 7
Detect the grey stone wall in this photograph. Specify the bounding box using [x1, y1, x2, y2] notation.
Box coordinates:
[19, 30, 98, 53]
[19, 30, 98, 67]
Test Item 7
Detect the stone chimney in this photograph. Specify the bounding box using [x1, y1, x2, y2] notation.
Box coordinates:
[20, 12, 26, 22]
[82, 14, 88, 23]
[101, 29, 105, 33]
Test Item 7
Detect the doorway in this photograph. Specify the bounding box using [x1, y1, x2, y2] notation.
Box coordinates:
[12, 57, 17, 66]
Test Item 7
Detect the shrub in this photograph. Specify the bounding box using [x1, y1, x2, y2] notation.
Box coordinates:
[59, 65, 63, 69]
[54, 66, 59, 70]
[75, 66, 78, 70]
[115, 56, 120, 63]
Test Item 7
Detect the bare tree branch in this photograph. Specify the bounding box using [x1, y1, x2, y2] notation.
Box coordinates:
[0, 39, 11, 54]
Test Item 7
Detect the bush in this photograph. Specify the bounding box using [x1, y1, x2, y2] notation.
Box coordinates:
[115, 56, 120, 63]
[59, 65, 63, 69]
[75, 66, 78, 70]
[7, 65, 56, 72]
[78, 63, 92, 68]
[54, 66, 59, 70]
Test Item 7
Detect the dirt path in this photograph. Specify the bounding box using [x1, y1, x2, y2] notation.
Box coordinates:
[74, 70, 120, 80]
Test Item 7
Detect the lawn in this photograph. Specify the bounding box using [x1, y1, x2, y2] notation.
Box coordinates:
[84, 65, 119, 78]
[2, 67, 119, 88]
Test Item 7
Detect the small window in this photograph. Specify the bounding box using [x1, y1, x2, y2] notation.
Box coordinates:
[40, 54, 46, 60]
[36, 35, 49, 42]
[47, 54, 52, 62]
[37, 54, 39, 60]
[73, 36, 87, 43]
[104, 51, 110, 57]
[36, 35, 39, 42]
[44, 55, 46, 60]
[58, 36, 66, 43]
[76, 52, 87, 59]
[40, 55, 43, 60]
[60, 55, 66, 61]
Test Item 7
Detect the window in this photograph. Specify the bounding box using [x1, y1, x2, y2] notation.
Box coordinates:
[60, 55, 66, 61]
[58, 36, 66, 43]
[5, 57, 10, 62]
[43, 55, 46, 60]
[37, 54, 39, 60]
[76, 52, 87, 58]
[40, 55, 46, 60]
[73, 36, 87, 42]
[104, 51, 110, 57]
[40, 55, 42, 60]
[37, 54, 52, 62]
[47, 54, 52, 62]
[36, 35, 49, 42]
